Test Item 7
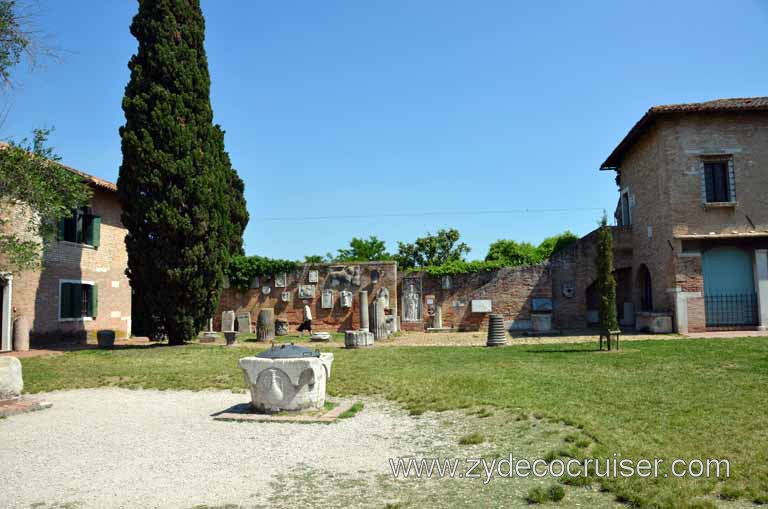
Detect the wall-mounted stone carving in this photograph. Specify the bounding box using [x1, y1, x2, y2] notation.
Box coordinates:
[275, 272, 287, 288]
[281, 291, 290, 302]
[561, 280, 576, 298]
[340, 290, 353, 308]
[370, 270, 380, 283]
[402, 278, 422, 322]
[250, 276, 260, 289]
[236, 311, 252, 334]
[471, 299, 492, 313]
[441, 275, 452, 290]
[308, 270, 319, 283]
[376, 287, 390, 309]
[261, 285, 272, 295]
[298, 285, 315, 300]
[322, 289, 334, 309]
[327, 265, 361, 288]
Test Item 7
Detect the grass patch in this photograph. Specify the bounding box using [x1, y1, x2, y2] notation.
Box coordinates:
[526, 484, 565, 504]
[458, 432, 485, 445]
[338, 402, 364, 419]
[19, 337, 768, 507]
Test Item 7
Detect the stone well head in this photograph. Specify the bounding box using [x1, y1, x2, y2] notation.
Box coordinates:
[238, 344, 334, 413]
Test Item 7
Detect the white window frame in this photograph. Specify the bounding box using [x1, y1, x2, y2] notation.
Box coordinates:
[58, 279, 95, 322]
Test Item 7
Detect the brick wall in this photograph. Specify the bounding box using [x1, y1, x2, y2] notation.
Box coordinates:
[398, 266, 552, 331]
[5, 188, 132, 342]
[217, 261, 397, 333]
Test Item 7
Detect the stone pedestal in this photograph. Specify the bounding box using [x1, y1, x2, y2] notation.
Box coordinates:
[432, 305, 443, 329]
[257, 309, 275, 342]
[12, 316, 29, 352]
[345, 330, 374, 348]
[0, 357, 23, 400]
[239, 353, 334, 412]
[531, 313, 552, 332]
[359, 291, 369, 331]
[221, 310, 236, 332]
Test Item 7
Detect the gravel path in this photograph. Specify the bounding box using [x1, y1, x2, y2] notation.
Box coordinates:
[0, 388, 431, 509]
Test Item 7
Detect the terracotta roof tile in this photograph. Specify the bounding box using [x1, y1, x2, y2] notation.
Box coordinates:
[600, 97, 768, 170]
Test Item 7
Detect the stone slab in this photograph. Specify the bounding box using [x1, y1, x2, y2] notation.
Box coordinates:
[212, 399, 355, 424]
[426, 327, 455, 333]
[471, 299, 492, 313]
[0, 397, 52, 418]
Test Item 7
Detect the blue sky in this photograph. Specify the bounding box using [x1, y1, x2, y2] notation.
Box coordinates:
[4, 0, 768, 260]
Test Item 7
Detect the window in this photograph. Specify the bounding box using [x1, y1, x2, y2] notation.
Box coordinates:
[59, 281, 98, 320]
[58, 207, 101, 247]
[703, 160, 732, 203]
[620, 190, 631, 226]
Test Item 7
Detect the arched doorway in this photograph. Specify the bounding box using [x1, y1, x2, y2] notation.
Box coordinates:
[637, 264, 652, 312]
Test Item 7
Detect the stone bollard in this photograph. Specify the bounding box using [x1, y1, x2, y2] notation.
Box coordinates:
[486, 314, 507, 347]
[13, 316, 30, 352]
[358, 291, 369, 332]
[257, 309, 275, 342]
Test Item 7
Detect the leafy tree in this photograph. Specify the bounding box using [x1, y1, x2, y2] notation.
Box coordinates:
[537, 230, 579, 259]
[595, 214, 618, 331]
[0, 129, 92, 272]
[118, 0, 247, 345]
[303, 254, 325, 264]
[485, 231, 580, 267]
[333, 235, 391, 262]
[485, 239, 540, 266]
[395, 228, 470, 270]
[0, 0, 53, 88]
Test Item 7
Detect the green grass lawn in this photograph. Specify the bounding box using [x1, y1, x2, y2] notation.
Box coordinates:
[20, 337, 768, 508]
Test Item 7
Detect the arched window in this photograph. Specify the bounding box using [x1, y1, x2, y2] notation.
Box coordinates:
[637, 264, 652, 312]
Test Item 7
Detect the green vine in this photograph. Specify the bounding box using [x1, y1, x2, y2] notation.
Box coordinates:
[228, 255, 300, 291]
[412, 259, 508, 276]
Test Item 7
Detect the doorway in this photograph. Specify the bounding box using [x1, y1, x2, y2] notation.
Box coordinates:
[0, 275, 11, 352]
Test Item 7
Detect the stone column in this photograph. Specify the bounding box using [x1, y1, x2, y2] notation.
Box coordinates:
[432, 304, 443, 329]
[755, 249, 768, 330]
[372, 297, 387, 340]
[359, 290, 369, 331]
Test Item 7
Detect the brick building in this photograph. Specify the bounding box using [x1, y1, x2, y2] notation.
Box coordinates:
[601, 97, 768, 333]
[0, 166, 131, 351]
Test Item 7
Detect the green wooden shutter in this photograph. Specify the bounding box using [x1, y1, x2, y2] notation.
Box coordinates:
[57, 219, 66, 241]
[72, 284, 83, 318]
[60, 283, 72, 318]
[88, 284, 98, 318]
[75, 209, 84, 244]
[87, 215, 101, 247]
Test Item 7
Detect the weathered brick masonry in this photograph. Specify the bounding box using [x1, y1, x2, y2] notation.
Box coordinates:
[4, 187, 132, 344]
[218, 261, 398, 333]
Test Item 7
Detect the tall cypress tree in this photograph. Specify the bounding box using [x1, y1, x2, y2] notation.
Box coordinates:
[596, 214, 619, 332]
[118, 0, 247, 344]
